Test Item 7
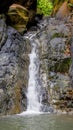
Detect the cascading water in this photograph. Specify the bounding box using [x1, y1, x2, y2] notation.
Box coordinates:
[26, 39, 41, 113]
[19, 34, 50, 116]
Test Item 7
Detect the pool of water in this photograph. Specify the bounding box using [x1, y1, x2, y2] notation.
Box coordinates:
[0, 114, 73, 130]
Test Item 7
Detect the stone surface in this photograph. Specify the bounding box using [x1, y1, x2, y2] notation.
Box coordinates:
[30, 16, 72, 112]
[24, 15, 72, 112]
[69, 27, 73, 88]
[54, 88, 73, 112]
[0, 15, 7, 49]
[0, 15, 31, 115]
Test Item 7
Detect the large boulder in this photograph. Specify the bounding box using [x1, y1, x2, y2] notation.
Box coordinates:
[13, 0, 37, 30]
[7, 4, 29, 33]
[0, 0, 37, 32]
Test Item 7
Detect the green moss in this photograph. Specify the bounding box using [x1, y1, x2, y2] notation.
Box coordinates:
[9, 82, 21, 114]
[52, 33, 64, 39]
[68, 3, 73, 7]
[55, 58, 71, 73]
[49, 58, 71, 73]
[37, 0, 53, 16]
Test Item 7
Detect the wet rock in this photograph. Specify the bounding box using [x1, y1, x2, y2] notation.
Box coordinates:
[54, 88, 73, 112]
[40, 87, 48, 104]
[40, 104, 50, 112]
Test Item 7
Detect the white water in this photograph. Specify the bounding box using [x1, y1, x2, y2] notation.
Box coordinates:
[26, 40, 41, 113]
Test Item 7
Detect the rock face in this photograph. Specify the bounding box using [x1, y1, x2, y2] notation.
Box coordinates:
[0, 15, 7, 49]
[69, 27, 73, 88]
[31, 15, 72, 113]
[0, 0, 37, 116]
[54, 88, 73, 111]
[0, 14, 31, 115]
[24, 14, 72, 113]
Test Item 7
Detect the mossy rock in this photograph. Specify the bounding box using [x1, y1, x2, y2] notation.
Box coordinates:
[49, 58, 71, 73]
[8, 81, 22, 115]
[7, 4, 29, 33]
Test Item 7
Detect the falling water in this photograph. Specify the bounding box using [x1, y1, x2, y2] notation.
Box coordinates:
[26, 39, 41, 113]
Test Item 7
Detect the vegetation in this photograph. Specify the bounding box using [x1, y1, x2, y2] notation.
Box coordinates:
[51, 0, 73, 15]
[37, 0, 73, 16]
[37, 0, 53, 16]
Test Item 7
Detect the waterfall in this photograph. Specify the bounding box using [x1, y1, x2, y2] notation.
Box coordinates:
[19, 34, 50, 116]
[26, 40, 41, 113]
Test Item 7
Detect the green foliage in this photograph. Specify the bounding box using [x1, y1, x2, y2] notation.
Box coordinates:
[68, 3, 73, 7]
[37, 0, 53, 16]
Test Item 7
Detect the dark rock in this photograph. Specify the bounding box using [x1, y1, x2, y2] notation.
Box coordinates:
[0, 0, 37, 14]
[7, 4, 29, 33]
[0, 14, 7, 50]
[54, 88, 73, 111]
[0, 0, 14, 13]
[0, 0, 37, 32]
[40, 87, 48, 104]
[40, 104, 50, 112]
[40, 104, 54, 113]
[13, 0, 37, 25]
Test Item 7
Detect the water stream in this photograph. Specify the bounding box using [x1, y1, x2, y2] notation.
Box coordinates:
[27, 40, 41, 113]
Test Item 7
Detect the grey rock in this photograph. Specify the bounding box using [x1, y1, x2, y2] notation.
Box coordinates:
[0, 14, 7, 49]
[0, 16, 31, 115]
